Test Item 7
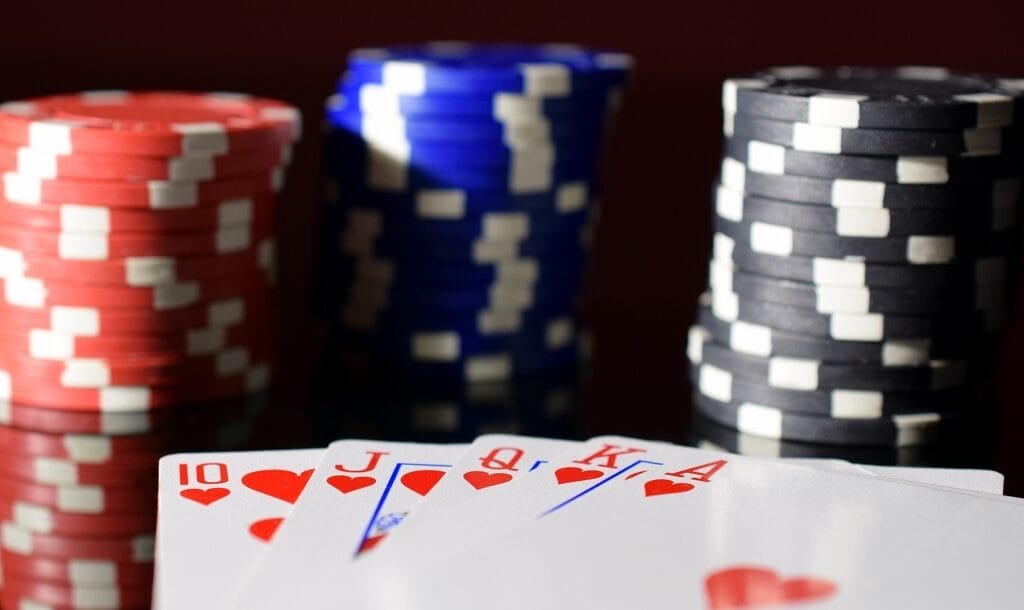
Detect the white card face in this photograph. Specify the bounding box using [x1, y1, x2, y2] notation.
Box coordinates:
[866, 466, 1004, 495]
[373, 434, 578, 555]
[225, 440, 467, 610]
[350, 442, 1024, 610]
[782, 459, 1005, 495]
[154, 448, 324, 610]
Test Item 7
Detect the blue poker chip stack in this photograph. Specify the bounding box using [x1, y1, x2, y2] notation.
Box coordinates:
[689, 66, 1024, 448]
[320, 42, 633, 382]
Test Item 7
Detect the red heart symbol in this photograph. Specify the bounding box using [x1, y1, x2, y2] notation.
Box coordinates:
[327, 475, 376, 494]
[359, 533, 387, 553]
[554, 466, 603, 485]
[248, 517, 284, 542]
[180, 487, 230, 506]
[463, 471, 513, 490]
[644, 479, 695, 497]
[241, 469, 314, 504]
[706, 566, 837, 610]
[401, 469, 445, 496]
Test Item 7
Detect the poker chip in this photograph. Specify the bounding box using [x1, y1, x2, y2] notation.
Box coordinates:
[0, 216, 274, 261]
[326, 103, 591, 146]
[688, 325, 970, 392]
[720, 156, 1021, 209]
[692, 390, 955, 447]
[334, 83, 599, 118]
[343, 315, 579, 357]
[0, 346, 272, 389]
[0, 550, 154, 587]
[0, 91, 301, 156]
[0, 391, 268, 436]
[0, 402, 163, 436]
[0, 362, 270, 411]
[723, 67, 1024, 130]
[730, 113, 1011, 157]
[0, 296, 269, 335]
[344, 43, 632, 94]
[0, 273, 272, 311]
[714, 233, 1010, 290]
[723, 137, 1024, 185]
[708, 260, 1007, 315]
[0, 194, 275, 234]
[330, 178, 593, 213]
[335, 253, 584, 289]
[714, 182, 1016, 237]
[708, 288, 1002, 341]
[0, 572, 152, 609]
[338, 333, 587, 383]
[690, 413, 937, 466]
[0, 90, 298, 597]
[0, 140, 292, 182]
[319, 42, 628, 380]
[687, 361, 972, 419]
[0, 499, 154, 537]
[2, 168, 283, 209]
[0, 478, 155, 515]
[0, 244, 275, 286]
[0, 427, 168, 463]
[0, 321, 270, 360]
[0, 453, 155, 487]
[713, 215, 1012, 265]
[690, 67, 1024, 447]
[694, 303, 993, 365]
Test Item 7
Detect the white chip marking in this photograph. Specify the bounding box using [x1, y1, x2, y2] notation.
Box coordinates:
[831, 179, 886, 208]
[792, 123, 843, 153]
[767, 357, 819, 390]
[464, 354, 512, 383]
[831, 390, 883, 419]
[906, 236, 955, 264]
[699, 364, 733, 402]
[730, 320, 772, 357]
[812, 258, 866, 285]
[749, 222, 793, 255]
[807, 93, 866, 128]
[895, 156, 949, 184]
[830, 313, 884, 341]
[747, 140, 786, 175]
[737, 403, 783, 438]
[412, 332, 460, 361]
[835, 207, 891, 237]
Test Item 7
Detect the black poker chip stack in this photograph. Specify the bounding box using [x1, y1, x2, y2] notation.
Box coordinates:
[688, 66, 1024, 449]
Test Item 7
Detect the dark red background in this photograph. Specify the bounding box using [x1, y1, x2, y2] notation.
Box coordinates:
[0, 0, 1022, 494]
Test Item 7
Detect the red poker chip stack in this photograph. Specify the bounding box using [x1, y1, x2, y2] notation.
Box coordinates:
[0, 91, 301, 608]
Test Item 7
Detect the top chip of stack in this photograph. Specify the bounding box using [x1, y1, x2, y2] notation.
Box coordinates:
[0, 90, 300, 608]
[321, 43, 631, 382]
[689, 66, 1023, 448]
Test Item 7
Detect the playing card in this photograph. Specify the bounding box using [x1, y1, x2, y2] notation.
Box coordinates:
[350, 442, 1024, 610]
[372, 434, 578, 555]
[223, 440, 467, 610]
[154, 448, 324, 610]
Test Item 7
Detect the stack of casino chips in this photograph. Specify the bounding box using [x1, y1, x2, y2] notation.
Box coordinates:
[320, 43, 631, 382]
[687, 67, 1024, 448]
[0, 92, 300, 607]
